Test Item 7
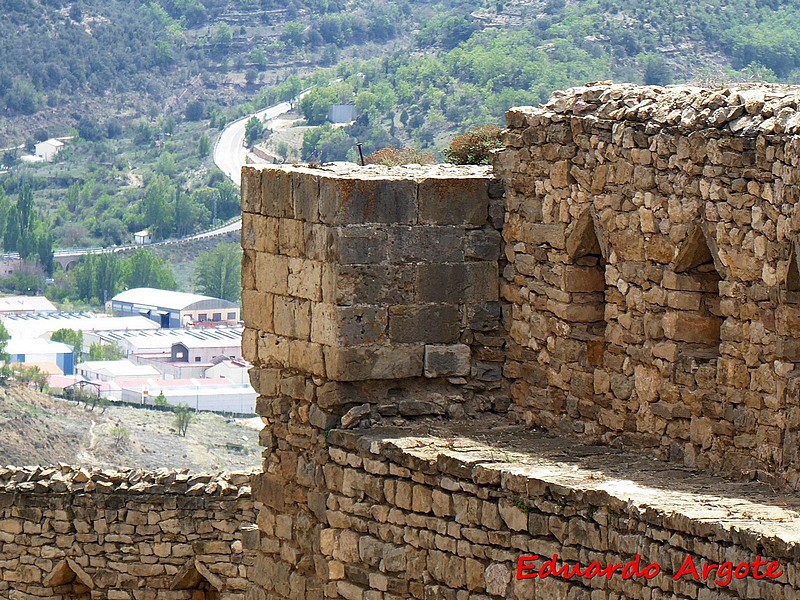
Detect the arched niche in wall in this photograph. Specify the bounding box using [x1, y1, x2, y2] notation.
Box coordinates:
[565, 209, 607, 367]
[776, 237, 800, 363]
[665, 223, 725, 360]
[43, 558, 95, 596]
[170, 558, 224, 600]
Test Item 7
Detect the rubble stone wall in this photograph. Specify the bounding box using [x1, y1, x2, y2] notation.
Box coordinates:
[0, 466, 257, 599]
[496, 83, 800, 488]
[320, 426, 798, 600]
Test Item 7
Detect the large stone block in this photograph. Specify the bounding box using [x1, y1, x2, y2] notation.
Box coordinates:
[388, 304, 461, 344]
[255, 253, 289, 296]
[418, 177, 489, 225]
[324, 344, 424, 380]
[424, 344, 471, 378]
[293, 170, 320, 223]
[335, 226, 389, 265]
[388, 226, 465, 263]
[332, 265, 416, 305]
[273, 296, 312, 340]
[319, 177, 417, 224]
[260, 167, 294, 218]
[662, 311, 722, 344]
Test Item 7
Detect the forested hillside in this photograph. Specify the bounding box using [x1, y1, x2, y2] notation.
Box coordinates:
[1, 0, 800, 302]
[297, 0, 800, 160]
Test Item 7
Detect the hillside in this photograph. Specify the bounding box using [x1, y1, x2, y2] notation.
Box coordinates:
[0, 384, 262, 472]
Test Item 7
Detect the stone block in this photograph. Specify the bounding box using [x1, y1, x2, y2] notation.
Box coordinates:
[388, 226, 464, 263]
[415, 262, 497, 304]
[418, 177, 489, 225]
[562, 265, 605, 292]
[241, 166, 262, 213]
[242, 290, 273, 332]
[465, 228, 502, 261]
[335, 226, 388, 264]
[320, 177, 417, 224]
[255, 253, 289, 296]
[324, 344, 424, 380]
[424, 344, 471, 377]
[663, 311, 721, 344]
[293, 170, 320, 222]
[287, 258, 323, 301]
[261, 167, 294, 218]
[337, 306, 389, 345]
[279, 218, 306, 257]
[388, 305, 461, 344]
[288, 340, 326, 376]
[273, 297, 312, 340]
[333, 265, 416, 306]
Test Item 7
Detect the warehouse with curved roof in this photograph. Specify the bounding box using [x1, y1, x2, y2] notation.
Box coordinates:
[111, 288, 240, 328]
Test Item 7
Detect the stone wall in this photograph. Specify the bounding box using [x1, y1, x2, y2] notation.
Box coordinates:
[240, 163, 507, 599]
[320, 422, 800, 600]
[241, 85, 800, 600]
[496, 83, 800, 489]
[0, 466, 257, 599]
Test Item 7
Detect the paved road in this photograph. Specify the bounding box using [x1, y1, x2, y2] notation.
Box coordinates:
[213, 101, 294, 187]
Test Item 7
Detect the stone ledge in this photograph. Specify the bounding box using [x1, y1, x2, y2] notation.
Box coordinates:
[509, 82, 800, 135]
[0, 465, 253, 497]
[328, 420, 800, 559]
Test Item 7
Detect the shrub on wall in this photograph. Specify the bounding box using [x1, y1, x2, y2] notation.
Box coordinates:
[443, 125, 503, 165]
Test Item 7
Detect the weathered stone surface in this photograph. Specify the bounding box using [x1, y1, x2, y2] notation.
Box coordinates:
[424, 344, 471, 378]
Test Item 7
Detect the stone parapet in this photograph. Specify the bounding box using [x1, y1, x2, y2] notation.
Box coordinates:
[496, 82, 800, 488]
[0, 466, 257, 599]
[320, 421, 800, 600]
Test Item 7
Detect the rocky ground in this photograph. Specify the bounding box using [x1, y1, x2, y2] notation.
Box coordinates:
[0, 384, 263, 472]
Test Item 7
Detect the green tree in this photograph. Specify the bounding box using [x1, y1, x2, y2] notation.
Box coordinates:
[88, 341, 124, 361]
[110, 424, 129, 448]
[301, 125, 356, 162]
[0, 321, 9, 364]
[51, 328, 83, 363]
[173, 403, 192, 436]
[244, 116, 264, 146]
[123, 249, 177, 290]
[194, 242, 241, 302]
[198, 133, 211, 157]
[153, 391, 168, 407]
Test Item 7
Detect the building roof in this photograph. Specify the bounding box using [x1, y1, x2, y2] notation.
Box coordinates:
[0, 295, 57, 314]
[77, 360, 161, 379]
[112, 288, 239, 312]
[7, 339, 73, 355]
[2, 312, 159, 340]
[99, 326, 243, 354]
[36, 139, 64, 148]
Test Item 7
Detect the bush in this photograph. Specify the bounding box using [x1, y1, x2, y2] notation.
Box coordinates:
[443, 125, 504, 165]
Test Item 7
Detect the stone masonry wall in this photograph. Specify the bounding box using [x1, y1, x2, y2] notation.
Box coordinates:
[320, 423, 800, 600]
[496, 83, 800, 488]
[240, 163, 506, 599]
[0, 466, 257, 599]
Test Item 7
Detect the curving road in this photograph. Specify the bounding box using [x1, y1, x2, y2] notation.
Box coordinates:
[213, 100, 294, 187]
[44, 96, 306, 266]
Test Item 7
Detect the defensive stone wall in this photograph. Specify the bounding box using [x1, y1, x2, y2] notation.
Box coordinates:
[0, 466, 257, 599]
[496, 83, 800, 488]
[241, 85, 800, 600]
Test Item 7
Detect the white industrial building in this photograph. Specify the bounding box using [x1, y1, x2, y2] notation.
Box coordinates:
[111, 288, 240, 328]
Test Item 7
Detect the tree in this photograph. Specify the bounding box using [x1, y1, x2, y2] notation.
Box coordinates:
[301, 125, 355, 162]
[194, 243, 241, 302]
[198, 133, 211, 157]
[123, 249, 176, 290]
[88, 341, 124, 361]
[244, 116, 264, 146]
[185, 100, 205, 122]
[51, 328, 83, 363]
[110, 424, 129, 448]
[0, 321, 9, 364]
[174, 403, 192, 436]
[154, 391, 168, 407]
